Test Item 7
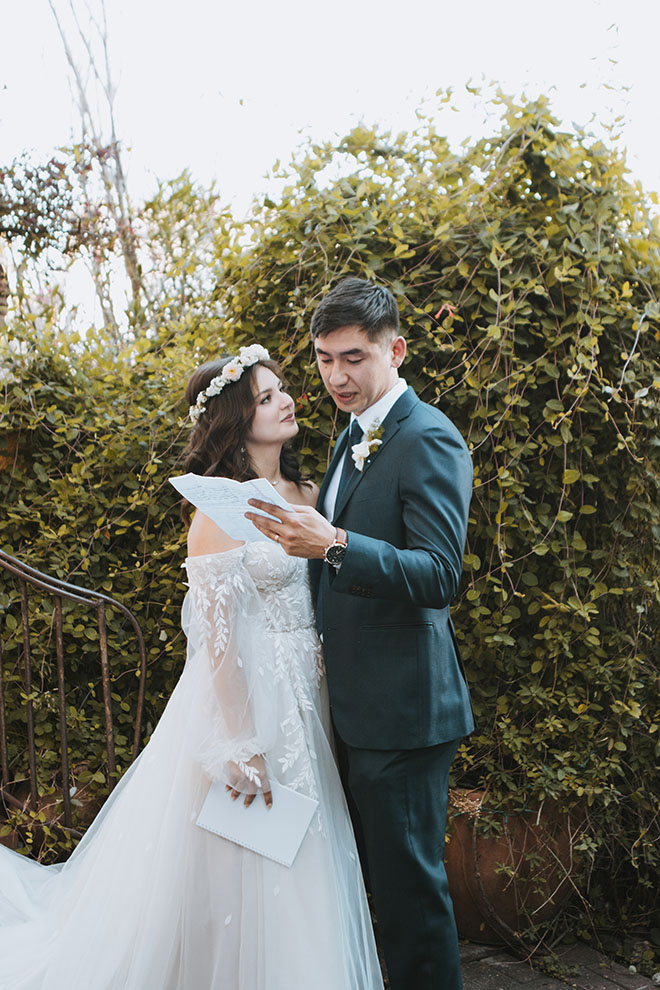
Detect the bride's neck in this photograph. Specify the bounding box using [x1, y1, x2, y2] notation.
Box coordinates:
[245, 443, 284, 486]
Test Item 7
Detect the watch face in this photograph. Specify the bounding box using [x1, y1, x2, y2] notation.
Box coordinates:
[325, 543, 346, 565]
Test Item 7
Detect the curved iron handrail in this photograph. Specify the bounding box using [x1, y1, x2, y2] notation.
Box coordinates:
[0, 547, 148, 839]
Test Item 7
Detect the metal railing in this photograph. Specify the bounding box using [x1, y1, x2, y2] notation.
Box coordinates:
[0, 548, 147, 838]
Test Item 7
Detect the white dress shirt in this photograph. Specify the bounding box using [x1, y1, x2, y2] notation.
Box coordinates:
[323, 378, 408, 521]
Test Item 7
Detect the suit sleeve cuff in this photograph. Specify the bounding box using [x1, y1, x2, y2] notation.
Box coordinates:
[328, 530, 376, 596]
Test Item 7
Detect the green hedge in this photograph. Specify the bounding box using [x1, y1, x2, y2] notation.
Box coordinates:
[0, 326, 204, 854]
[1, 97, 659, 939]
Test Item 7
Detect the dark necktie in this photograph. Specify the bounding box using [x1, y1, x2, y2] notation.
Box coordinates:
[335, 419, 363, 502]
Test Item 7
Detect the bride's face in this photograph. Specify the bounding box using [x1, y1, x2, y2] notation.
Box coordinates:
[247, 365, 298, 446]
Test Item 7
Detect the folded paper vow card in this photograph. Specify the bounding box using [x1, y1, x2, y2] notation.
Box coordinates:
[169, 473, 293, 544]
[196, 780, 318, 868]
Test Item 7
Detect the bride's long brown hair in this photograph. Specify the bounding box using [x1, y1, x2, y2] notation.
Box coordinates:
[180, 356, 308, 523]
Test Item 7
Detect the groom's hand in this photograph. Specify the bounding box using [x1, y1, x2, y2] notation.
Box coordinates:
[245, 500, 336, 558]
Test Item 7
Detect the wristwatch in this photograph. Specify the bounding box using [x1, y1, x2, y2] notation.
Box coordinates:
[322, 528, 348, 566]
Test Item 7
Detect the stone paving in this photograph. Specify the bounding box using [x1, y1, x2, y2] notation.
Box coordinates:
[461, 942, 657, 990]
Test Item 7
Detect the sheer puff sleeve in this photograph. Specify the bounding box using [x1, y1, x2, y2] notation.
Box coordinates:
[182, 548, 280, 795]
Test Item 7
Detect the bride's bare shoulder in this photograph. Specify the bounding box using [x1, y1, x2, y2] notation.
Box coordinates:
[187, 511, 243, 557]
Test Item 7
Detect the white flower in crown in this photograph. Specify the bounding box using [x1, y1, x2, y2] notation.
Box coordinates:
[238, 344, 269, 363]
[220, 360, 242, 383]
[351, 420, 384, 472]
[188, 345, 270, 423]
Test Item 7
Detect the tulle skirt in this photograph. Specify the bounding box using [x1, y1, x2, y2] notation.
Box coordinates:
[0, 661, 383, 989]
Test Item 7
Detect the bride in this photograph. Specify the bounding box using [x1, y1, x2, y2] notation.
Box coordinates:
[0, 345, 384, 990]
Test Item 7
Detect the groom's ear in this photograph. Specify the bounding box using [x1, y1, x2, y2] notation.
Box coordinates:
[391, 336, 406, 368]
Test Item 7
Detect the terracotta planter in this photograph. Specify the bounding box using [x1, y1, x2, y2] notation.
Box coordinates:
[445, 789, 579, 944]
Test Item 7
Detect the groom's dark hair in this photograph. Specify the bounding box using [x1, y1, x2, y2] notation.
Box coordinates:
[310, 278, 400, 342]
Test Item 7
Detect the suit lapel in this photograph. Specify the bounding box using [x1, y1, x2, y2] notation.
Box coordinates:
[331, 388, 418, 522]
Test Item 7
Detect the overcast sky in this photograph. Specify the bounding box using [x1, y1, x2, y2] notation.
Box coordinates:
[2, 0, 659, 218]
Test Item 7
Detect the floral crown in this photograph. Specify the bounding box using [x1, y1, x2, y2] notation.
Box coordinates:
[189, 344, 270, 424]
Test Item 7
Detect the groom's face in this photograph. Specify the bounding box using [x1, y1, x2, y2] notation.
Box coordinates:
[314, 325, 406, 415]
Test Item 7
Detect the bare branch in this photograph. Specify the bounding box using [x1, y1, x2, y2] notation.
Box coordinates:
[47, 0, 146, 330]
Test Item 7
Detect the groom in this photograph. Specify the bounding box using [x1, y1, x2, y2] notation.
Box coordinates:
[246, 278, 474, 990]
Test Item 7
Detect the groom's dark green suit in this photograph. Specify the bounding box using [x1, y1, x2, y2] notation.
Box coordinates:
[310, 385, 474, 990]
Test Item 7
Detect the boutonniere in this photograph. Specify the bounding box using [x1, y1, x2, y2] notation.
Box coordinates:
[351, 420, 384, 472]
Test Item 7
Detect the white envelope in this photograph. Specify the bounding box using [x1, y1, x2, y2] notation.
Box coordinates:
[196, 780, 319, 868]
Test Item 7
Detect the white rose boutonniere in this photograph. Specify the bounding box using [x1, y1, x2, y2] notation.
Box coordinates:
[351, 420, 384, 472]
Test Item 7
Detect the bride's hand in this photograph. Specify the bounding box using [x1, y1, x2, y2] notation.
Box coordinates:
[225, 755, 273, 808]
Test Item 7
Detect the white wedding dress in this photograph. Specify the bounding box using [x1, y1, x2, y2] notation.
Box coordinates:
[0, 542, 383, 990]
